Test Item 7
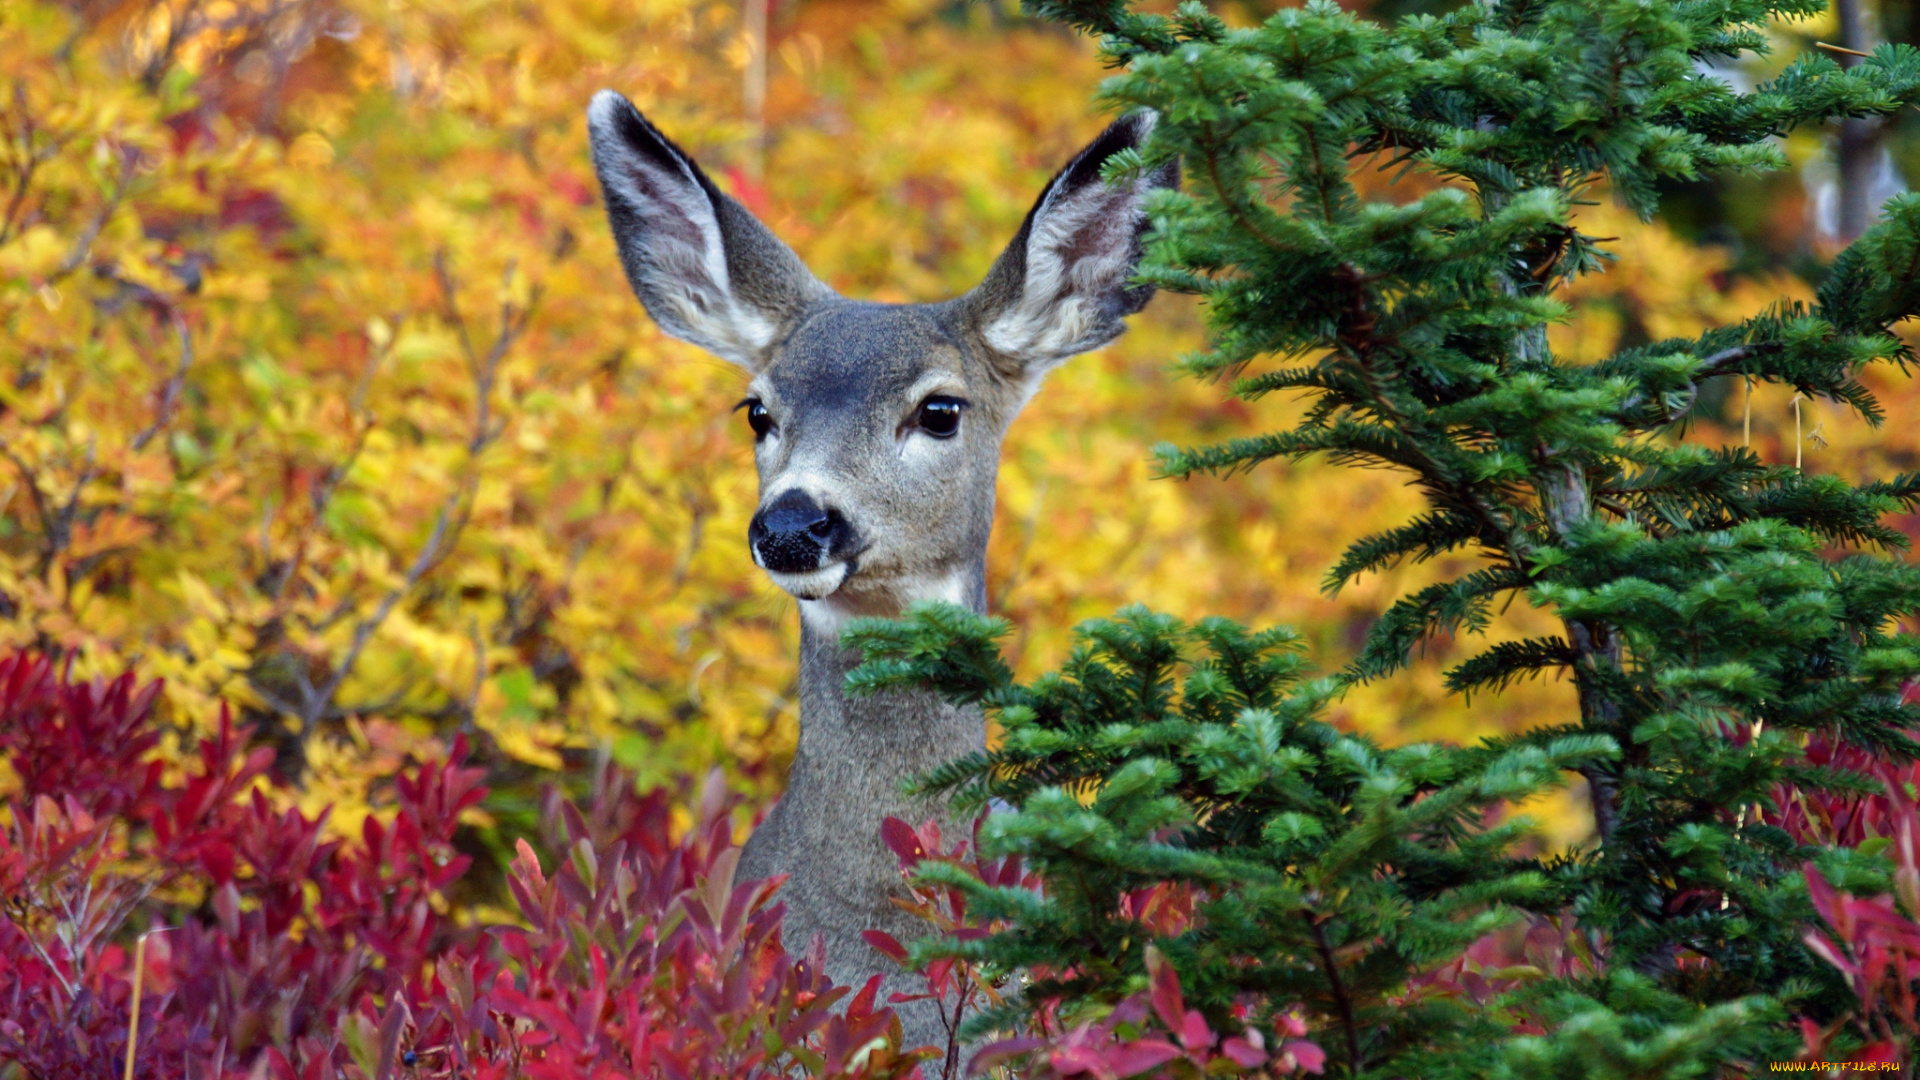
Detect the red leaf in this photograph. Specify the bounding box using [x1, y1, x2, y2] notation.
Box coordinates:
[1221, 1033, 1267, 1068]
[1802, 929, 1857, 979]
[881, 817, 926, 868]
[862, 929, 909, 962]
[1804, 862, 1842, 925]
[1860, 1040, 1902, 1064]
[1179, 1009, 1212, 1051]
[1144, 946, 1184, 1033]
[1049, 1044, 1103, 1076]
[1284, 1039, 1327, 1074]
[1102, 1038, 1183, 1077]
[969, 1037, 1045, 1073]
[927, 957, 954, 997]
[512, 837, 547, 890]
[847, 973, 882, 1020]
[1797, 1016, 1828, 1058]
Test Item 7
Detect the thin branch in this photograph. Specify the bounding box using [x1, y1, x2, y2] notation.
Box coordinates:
[296, 497, 460, 735]
[328, 685, 414, 722]
[1595, 495, 1635, 521]
[0, 444, 56, 554]
[131, 310, 193, 451]
[45, 147, 138, 287]
[0, 438, 93, 577]
[139, 0, 208, 89]
[941, 981, 964, 1080]
[248, 683, 314, 722]
[262, 337, 386, 607]
[1614, 344, 1782, 425]
[0, 85, 58, 248]
[1310, 915, 1363, 1075]
[1695, 344, 1769, 379]
[51, 439, 96, 573]
[14, 916, 77, 999]
[462, 616, 486, 733]
[286, 255, 532, 741]
[433, 250, 482, 375]
[0, 154, 37, 248]
[293, 592, 362, 636]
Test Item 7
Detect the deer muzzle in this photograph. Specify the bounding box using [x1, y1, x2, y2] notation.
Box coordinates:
[748, 489, 860, 598]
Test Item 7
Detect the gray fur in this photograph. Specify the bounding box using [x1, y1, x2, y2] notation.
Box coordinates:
[587, 91, 1176, 1060]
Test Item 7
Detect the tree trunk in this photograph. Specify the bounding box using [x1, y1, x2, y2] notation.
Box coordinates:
[1835, 0, 1883, 243]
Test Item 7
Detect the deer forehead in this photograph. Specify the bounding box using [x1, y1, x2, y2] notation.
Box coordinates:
[749, 302, 1009, 422]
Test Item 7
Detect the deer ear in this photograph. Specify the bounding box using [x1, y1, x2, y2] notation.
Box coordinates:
[587, 91, 830, 371]
[963, 111, 1179, 375]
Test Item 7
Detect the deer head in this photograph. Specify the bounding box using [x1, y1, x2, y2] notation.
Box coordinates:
[586, 93, 1177, 634]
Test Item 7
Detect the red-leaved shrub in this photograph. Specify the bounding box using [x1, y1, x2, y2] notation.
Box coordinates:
[863, 816, 1324, 1079]
[1791, 755, 1920, 1066]
[1761, 722, 1920, 1065]
[0, 654, 924, 1079]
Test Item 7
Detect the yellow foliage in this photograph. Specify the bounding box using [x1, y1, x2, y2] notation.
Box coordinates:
[2, 0, 1901, 852]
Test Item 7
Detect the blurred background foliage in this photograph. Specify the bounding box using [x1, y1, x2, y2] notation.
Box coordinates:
[3, 0, 1918, 858]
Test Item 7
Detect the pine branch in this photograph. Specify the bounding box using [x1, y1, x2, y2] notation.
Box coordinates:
[1445, 637, 1578, 696]
[1322, 512, 1485, 595]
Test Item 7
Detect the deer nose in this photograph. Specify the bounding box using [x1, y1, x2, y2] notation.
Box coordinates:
[749, 490, 855, 573]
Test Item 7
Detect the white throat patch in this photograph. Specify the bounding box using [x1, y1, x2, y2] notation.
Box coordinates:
[796, 569, 972, 641]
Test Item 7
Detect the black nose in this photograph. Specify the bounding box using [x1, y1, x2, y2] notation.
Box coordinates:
[749, 490, 856, 573]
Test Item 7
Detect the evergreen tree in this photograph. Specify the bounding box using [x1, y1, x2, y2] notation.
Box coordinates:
[847, 0, 1920, 1075]
[850, 607, 1647, 1075]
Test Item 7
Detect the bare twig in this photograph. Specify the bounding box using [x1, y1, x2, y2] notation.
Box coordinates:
[121, 931, 144, 1080]
[0, 437, 94, 577]
[434, 250, 482, 376]
[284, 255, 532, 742]
[941, 982, 964, 1080]
[139, 0, 208, 88]
[1596, 495, 1635, 522]
[46, 147, 138, 286]
[1792, 392, 1806, 471]
[18, 924, 76, 999]
[0, 443, 56, 554]
[0, 85, 62, 248]
[1615, 344, 1781, 425]
[1695, 344, 1766, 379]
[461, 617, 486, 733]
[1816, 40, 1873, 60]
[1311, 915, 1363, 1075]
[1743, 375, 1753, 447]
[264, 361, 381, 607]
[131, 310, 193, 451]
[52, 439, 96, 573]
[295, 498, 461, 735]
[121, 928, 174, 1080]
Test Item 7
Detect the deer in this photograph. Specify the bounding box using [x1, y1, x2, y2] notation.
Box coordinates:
[585, 90, 1178, 1055]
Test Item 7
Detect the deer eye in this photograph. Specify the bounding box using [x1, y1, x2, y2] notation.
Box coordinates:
[738, 398, 773, 440]
[914, 396, 965, 439]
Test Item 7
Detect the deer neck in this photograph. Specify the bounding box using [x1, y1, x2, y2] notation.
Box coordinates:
[784, 561, 989, 818]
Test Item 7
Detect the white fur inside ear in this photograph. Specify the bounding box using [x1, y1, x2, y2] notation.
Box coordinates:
[982, 172, 1148, 362]
[588, 94, 778, 367]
